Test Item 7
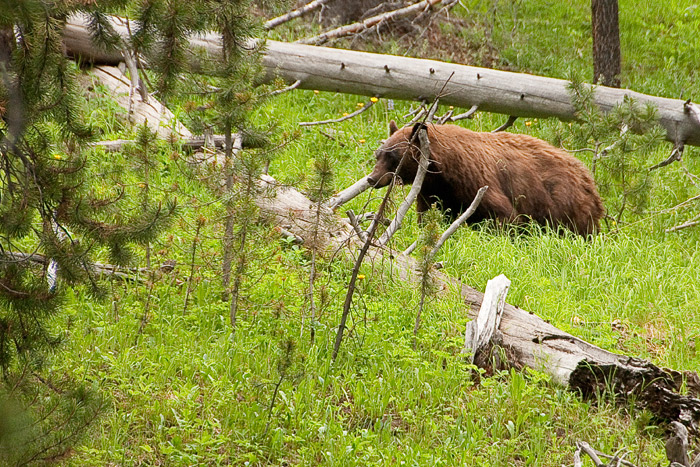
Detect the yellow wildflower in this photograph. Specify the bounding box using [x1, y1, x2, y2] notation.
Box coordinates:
[357, 102, 364, 108]
[53, 154, 62, 160]
[358, 139, 366, 144]
[525, 121, 532, 127]
[313, 90, 319, 94]
[357, 274, 365, 280]
[370, 97, 379, 103]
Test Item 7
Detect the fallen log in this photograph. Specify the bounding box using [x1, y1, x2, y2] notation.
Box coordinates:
[256, 173, 700, 431]
[89, 66, 192, 139]
[63, 15, 700, 147]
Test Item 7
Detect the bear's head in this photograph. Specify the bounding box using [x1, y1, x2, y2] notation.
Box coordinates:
[367, 121, 426, 188]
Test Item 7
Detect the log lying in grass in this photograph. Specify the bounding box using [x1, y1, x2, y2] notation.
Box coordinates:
[63, 15, 700, 147]
[90, 66, 192, 139]
[256, 173, 700, 431]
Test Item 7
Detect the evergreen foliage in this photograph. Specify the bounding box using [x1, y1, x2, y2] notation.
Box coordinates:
[567, 73, 665, 224]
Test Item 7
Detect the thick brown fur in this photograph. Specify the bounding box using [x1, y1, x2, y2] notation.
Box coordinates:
[367, 121, 604, 236]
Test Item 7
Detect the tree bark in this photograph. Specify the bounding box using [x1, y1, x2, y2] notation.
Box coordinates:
[592, 0, 621, 87]
[63, 15, 700, 147]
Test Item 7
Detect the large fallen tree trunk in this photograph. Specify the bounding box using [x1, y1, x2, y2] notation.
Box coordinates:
[257, 174, 700, 430]
[63, 15, 700, 147]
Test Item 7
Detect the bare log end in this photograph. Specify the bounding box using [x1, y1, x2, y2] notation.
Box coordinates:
[569, 359, 700, 431]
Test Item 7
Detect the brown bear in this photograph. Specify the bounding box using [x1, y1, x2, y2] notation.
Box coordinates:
[367, 121, 604, 236]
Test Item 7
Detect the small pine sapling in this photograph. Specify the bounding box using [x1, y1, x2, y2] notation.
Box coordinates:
[413, 206, 441, 348]
[568, 73, 664, 225]
[305, 154, 334, 343]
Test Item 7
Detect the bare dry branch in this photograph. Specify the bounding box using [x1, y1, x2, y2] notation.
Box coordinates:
[326, 176, 372, 210]
[649, 142, 684, 171]
[298, 0, 448, 45]
[264, 0, 330, 30]
[492, 115, 518, 132]
[378, 126, 431, 245]
[428, 185, 488, 259]
[299, 98, 376, 126]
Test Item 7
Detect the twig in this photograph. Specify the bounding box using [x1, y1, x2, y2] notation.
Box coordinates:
[428, 186, 488, 259]
[447, 104, 479, 122]
[492, 115, 518, 132]
[264, 0, 330, 30]
[403, 104, 425, 120]
[266, 79, 301, 97]
[333, 177, 395, 360]
[666, 214, 700, 233]
[577, 442, 605, 467]
[183, 219, 203, 314]
[346, 209, 368, 242]
[299, 98, 376, 126]
[325, 176, 372, 210]
[378, 126, 431, 246]
[649, 142, 684, 171]
[298, 0, 446, 45]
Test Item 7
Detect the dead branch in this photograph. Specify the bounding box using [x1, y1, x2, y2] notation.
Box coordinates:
[299, 98, 376, 126]
[577, 442, 606, 467]
[492, 115, 518, 132]
[428, 185, 488, 259]
[264, 0, 330, 30]
[266, 79, 301, 97]
[378, 126, 431, 245]
[649, 142, 684, 171]
[298, 0, 450, 45]
[346, 209, 368, 242]
[1, 251, 162, 282]
[90, 135, 236, 152]
[666, 214, 700, 233]
[326, 176, 372, 210]
[447, 104, 479, 122]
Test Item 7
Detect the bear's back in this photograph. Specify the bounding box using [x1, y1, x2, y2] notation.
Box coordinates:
[389, 123, 603, 235]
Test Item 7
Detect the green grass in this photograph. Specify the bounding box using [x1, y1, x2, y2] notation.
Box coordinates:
[30, 1, 700, 465]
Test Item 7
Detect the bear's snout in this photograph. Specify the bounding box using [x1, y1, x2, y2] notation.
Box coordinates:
[367, 171, 393, 188]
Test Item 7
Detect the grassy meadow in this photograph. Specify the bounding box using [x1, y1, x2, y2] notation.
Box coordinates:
[38, 0, 700, 465]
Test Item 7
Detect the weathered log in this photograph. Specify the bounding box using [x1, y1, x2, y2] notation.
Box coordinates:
[63, 15, 700, 147]
[90, 66, 192, 139]
[256, 173, 700, 431]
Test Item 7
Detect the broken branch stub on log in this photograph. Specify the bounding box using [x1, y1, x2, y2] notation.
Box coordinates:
[463, 274, 511, 365]
[64, 15, 700, 147]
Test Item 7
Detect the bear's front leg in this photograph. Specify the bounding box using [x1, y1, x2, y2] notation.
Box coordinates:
[484, 190, 518, 225]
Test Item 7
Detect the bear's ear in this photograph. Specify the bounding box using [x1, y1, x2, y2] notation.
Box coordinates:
[410, 122, 428, 143]
[389, 120, 399, 136]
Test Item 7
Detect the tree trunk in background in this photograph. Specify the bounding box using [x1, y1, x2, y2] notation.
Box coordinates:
[592, 0, 621, 87]
[320, 0, 385, 25]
